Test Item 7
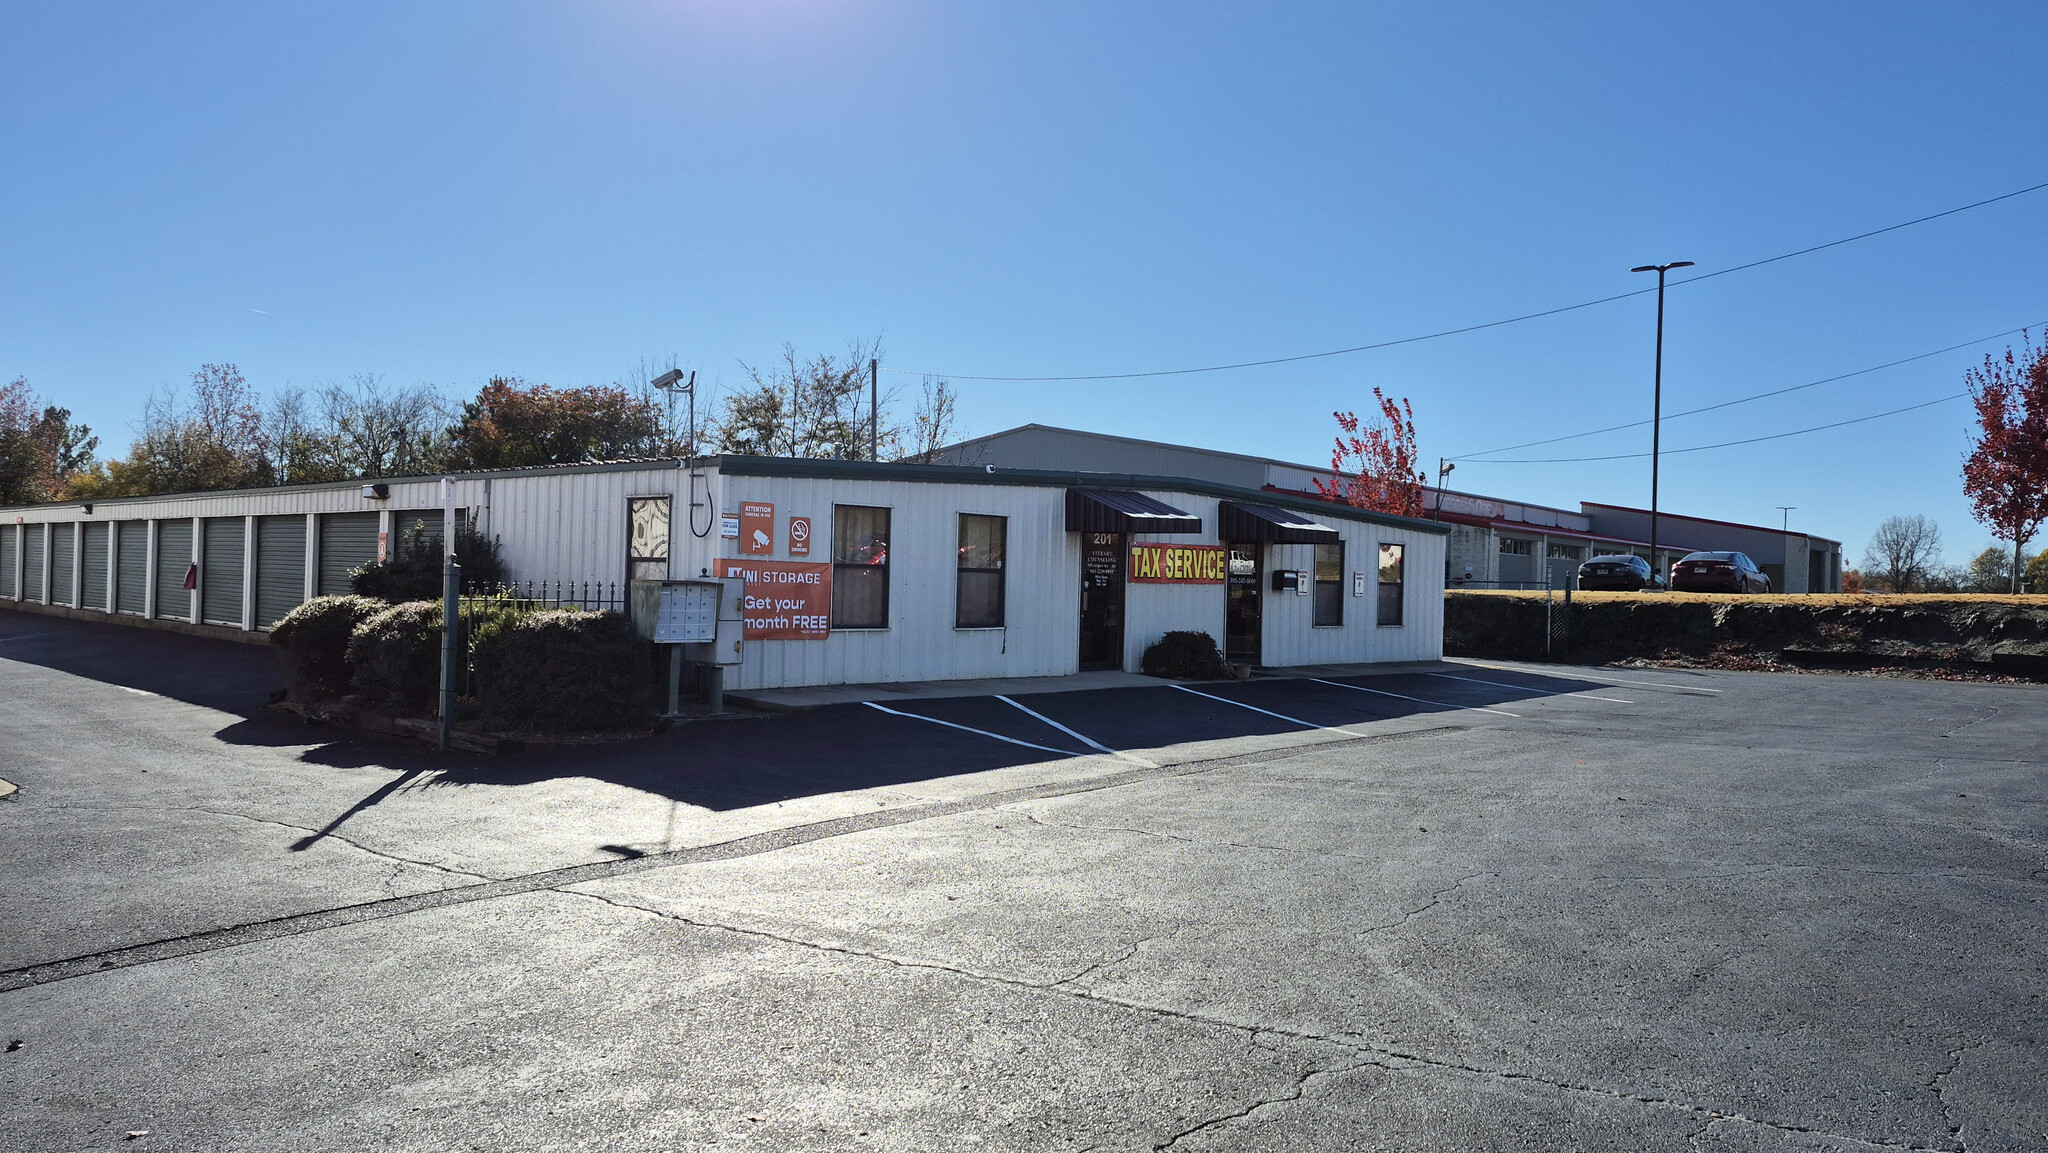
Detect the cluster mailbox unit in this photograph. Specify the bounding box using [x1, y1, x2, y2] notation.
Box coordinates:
[1, 454, 1448, 689]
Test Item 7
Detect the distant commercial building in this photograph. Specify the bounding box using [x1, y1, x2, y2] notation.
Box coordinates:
[933, 424, 1844, 593]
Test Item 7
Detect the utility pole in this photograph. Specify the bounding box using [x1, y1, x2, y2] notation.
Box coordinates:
[869, 358, 880, 462]
[1630, 260, 1693, 587]
[1433, 458, 1455, 521]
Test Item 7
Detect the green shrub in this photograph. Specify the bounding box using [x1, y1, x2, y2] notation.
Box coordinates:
[350, 522, 506, 603]
[1140, 630, 1230, 679]
[347, 601, 445, 715]
[270, 595, 386, 701]
[473, 608, 650, 731]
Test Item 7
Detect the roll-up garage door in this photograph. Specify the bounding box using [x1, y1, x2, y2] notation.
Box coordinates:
[23, 526, 45, 601]
[155, 520, 193, 621]
[49, 523, 75, 605]
[116, 521, 148, 614]
[0, 525, 15, 599]
[82, 522, 110, 611]
[318, 512, 380, 596]
[255, 515, 307, 629]
[201, 516, 246, 626]
[391, 509, 445, 559]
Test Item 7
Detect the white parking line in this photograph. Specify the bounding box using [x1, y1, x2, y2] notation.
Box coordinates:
[1426, 672, 1634, 704]
[1311, 678, 1522, 718]
[1170, 684, 1370, 737]
[997, 695, 1157, 767]
[1469, 663, 1721, 693]
[862, 701, 1081, 759]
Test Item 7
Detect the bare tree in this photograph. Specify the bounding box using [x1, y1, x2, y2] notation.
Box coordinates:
[900, 377, 959, 464]
[314, 374, 448, 477]
[711, 340, 894, 459]
[1861, 515, 1943, 593]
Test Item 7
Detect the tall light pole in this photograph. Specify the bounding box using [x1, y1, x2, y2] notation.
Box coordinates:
[1777, 505, 1796, 533]
[1630, 260, 1693, 586]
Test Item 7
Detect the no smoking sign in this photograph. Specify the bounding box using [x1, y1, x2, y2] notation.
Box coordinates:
[788, 516, 811, 557]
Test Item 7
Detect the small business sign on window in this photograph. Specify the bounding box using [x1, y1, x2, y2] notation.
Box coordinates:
[740, 501, 775, 555]
[788, 516, 811, 557]
[1128, 543, 1226, 583]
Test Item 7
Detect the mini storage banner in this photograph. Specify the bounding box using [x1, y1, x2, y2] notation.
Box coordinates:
[1128, 543, 1227, 583]
[713, 559, 832, 639]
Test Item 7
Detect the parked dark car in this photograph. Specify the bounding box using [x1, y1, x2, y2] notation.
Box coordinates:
[1670, 550, 1771, 593]
[1577, 554, 1656, 591]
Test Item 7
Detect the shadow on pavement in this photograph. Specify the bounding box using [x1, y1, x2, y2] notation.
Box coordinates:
[2, 608, 1630, 813]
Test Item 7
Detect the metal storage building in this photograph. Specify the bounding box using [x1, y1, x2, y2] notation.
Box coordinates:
[3, 456, 1449, 689]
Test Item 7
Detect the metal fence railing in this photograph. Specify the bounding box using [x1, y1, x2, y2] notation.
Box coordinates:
[449, 580, 628, 699]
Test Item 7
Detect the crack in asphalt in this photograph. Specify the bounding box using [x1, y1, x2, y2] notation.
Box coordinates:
[1940, 707, 2000, 739]
[1930, 1043, 1976, 1152]
[0, 725, 1464, 995]
[184, 807, 496, 882]
[1150, 1056, 1384, 1150]
[549, 886, 1965, 1153]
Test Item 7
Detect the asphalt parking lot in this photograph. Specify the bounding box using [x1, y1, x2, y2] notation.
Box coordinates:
[2, 609, 2044, 1152]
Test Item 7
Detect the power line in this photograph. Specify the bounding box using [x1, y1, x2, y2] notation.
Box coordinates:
[888, 179, 2048, 383]
[1468, 392, 1969, 464]
[1454, 322, 2041, 459]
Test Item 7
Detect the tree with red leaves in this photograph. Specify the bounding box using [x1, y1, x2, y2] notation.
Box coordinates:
[1313, 389, 1426, 517]
[1961, 335, 2048, 594]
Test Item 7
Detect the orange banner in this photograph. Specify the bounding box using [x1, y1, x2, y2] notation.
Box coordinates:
[1128, 543, 1226, 583]
[714, 558, 833, 639]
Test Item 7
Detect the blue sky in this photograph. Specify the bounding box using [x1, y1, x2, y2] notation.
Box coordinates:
[4, 2, 2044, 564]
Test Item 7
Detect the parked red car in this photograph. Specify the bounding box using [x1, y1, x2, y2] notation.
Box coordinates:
[1670, 551, 1770, 593]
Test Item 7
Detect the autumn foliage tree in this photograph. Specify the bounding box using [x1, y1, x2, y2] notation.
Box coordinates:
[1313, 389, 1426, 517]
[1961, 335, 2048, 593]
[445, 377, 663, 470]
[0, 377, 99, 504]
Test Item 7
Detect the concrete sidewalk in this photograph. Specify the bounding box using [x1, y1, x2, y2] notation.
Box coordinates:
[725, 659, 1472, 711]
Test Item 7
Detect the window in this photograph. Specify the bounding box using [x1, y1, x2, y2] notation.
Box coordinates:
[1378, 543, 1405, 626]
[628, 497, 671, 581]
[1499, 538, 1532, 555]
[832, 505, 890, 628]
[1313, 542, 1343, 626]
[956, 514, 1006, 628]
[1546, 543, 1583, 560]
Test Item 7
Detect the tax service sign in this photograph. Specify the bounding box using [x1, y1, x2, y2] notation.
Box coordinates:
[1128, 543, 1227, 583]
[713, 559, 832, 639]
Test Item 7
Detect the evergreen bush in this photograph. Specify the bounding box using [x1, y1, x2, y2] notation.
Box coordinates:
[473, 608, 650, 731]
[346, 600, 445, 714]
[269, 595, 386, 701]
[1139, 630, 1230, 679]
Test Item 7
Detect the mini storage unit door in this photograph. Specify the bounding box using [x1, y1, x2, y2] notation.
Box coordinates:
[82, 522, 110, 610]
[254, 515, 307, 629]
[318, 512, 379, 596]
[1, 525, 15, 599]
[201, 516, 246, 626]
[49, 523, 75, 605]
[154, 519, 193, 620]
[116, 521, 148, 613]
[24, 525, 46, 601]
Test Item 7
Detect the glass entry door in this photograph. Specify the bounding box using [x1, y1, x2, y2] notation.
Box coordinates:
[1078, 533, 1125, 670]
[1225, 542, 1262, 665]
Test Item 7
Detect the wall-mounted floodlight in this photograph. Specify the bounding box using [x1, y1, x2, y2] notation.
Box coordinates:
[362, 483, 389, 500]
[81, 504, 93, 515]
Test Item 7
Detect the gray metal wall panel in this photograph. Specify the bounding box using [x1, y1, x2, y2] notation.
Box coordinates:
[49, 523, 75, 605]
[154, 520, 193, 620]
[24, 527, 45, 601]
[116, 521, 148, 613]
[82, 522, 110, 610]
[318, 512, 380, 596]
[255, 515, 308, 628]
[0, 526, 14, 598]
[201, 516, 245, 625]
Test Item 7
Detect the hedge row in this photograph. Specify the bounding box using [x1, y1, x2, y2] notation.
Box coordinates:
[271, 596, 651, 731]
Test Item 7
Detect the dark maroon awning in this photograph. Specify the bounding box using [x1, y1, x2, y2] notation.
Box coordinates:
[1065, 489, 1203, 534]
[1219, 501, 1340, 544]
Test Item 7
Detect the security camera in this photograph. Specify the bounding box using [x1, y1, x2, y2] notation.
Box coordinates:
[651, 369, 686, 390]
